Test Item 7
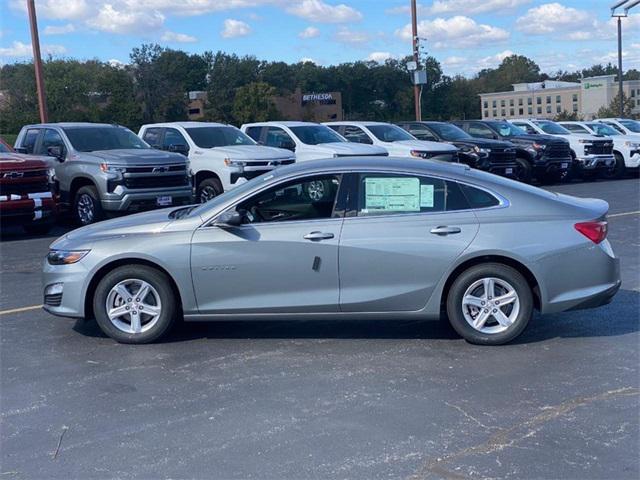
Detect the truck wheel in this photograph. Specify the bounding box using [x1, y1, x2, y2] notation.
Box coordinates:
[197, 178, 223, 203]
[446, 263, 533, 346]
[514, 157, 532, 183]
[23, 221, 53, 235]
[601, 153, 625, 180]
[93, 265, 177, 344]
[74, 185, 104, 226]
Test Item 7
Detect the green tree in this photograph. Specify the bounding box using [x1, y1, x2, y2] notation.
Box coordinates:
[232, 82, 279, 124]
[596, 92, 636, 118]
[554, 110, 581, 121]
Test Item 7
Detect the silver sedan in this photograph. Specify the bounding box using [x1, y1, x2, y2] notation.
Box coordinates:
[43, 157, 621, 345]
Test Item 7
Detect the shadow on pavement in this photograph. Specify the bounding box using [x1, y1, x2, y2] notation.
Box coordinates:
[72, 289, 639, 345]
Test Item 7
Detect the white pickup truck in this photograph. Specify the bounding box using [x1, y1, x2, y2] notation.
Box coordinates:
[240, 121, 388, 162]
[139, 122, 295, 202]
[560, 121, 640, 178]
[323, 121, 458, 162]
[508, 119, 614, 179]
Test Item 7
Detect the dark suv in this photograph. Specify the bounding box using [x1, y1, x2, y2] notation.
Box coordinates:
[397, 121, 518, 178]
[453, 120, 571, 183]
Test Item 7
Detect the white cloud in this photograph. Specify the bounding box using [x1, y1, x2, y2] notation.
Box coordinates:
[515, 3, 593, 35]
[86, 4, 164, 34]
[287, 0, 362, 23]
[388, 0, 531, 15]
[9, 0, 90, 20]
[300, 57, 317, 64]
[299, 26, 320, 39]
[108, 58, 126, 68]
[367, 51, 393, 63]
[221, 19, 251, 38]
[0, 40, 66, 58]
[395, 16, 509, 49]
[161, 31, 197, 43]
[333, 27, 371, 45]
[43, 24, 76, 35]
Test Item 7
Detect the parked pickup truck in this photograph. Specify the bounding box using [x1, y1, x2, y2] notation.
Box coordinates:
[139, 122, 295, 203]
[324, 121, 459, 162]
[453, 120, 572, 183]
[508, 119, 614, 180]
[0, 137, 56, 234]
[396, 121, 518, 178]
[241, 121, 388, 162]
[14, 123, 193, 225]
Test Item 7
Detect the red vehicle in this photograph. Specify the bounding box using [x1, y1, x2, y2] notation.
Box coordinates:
[0, 137, 56, 234]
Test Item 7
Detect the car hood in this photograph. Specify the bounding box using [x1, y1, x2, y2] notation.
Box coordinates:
[391, 140, 458, 152]
[510, 134, 567, 144]
[0, 153, 52, 171]
[308, 142, 387, 155]
[197, 145, 294, 160]
[452, 138, 514, 149]
[82, 149, 187, 165]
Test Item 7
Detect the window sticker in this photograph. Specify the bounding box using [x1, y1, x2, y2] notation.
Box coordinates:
[420, 184, 434, 208]
[364, 177, 420, 212]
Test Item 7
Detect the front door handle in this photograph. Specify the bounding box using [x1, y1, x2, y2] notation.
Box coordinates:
[303, 231, 334, 241]
[430, 226, 462, 236]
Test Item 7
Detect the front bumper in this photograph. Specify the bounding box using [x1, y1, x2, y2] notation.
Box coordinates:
[533, 158, 571, 175]
[42, 259, 89, 319]
[575, 155, 615, 170]
[101, 186, 193, 212]
[628, 151, 640, 168]
[0, 192, 55, 224]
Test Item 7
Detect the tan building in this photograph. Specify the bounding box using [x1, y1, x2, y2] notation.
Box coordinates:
[480, 75, 640, 120]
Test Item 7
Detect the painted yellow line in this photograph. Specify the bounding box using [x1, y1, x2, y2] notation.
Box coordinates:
[0, 305, 42, 316]
[609, 211, 640, 218]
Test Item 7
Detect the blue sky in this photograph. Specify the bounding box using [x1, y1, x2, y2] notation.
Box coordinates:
[1, 0, 639, 76]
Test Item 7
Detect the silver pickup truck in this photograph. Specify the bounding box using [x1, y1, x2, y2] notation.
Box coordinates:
[14, 123, 193, 225]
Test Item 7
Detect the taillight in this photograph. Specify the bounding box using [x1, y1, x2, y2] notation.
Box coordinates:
[574, 220, 608, 244]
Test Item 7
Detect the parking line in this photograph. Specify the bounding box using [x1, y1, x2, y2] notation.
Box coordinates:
[609, 211, 640, 218]
[0, 305, 42, 316]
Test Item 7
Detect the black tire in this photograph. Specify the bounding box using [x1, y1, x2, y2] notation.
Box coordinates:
[23, 220, 53, 235]
[514, 157, 532, 183]
[74, 185, 104, 226]
[601, 152, 626, 180]
[93, 265, 177, 344]
[446, 263, 534, 346]
[197, 177, 223, 203]
[539, 170, 563, 185]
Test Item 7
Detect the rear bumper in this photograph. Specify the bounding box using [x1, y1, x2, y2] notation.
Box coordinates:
[566, 280, 621, 311]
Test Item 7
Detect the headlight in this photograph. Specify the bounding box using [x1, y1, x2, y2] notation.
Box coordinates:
[47, 250, 90, 265]
[223, 158, 246, 167]
[47, 167, 56, 183]
[410, 150, 429, 158]
[624, 141, 640, 148]
[531, 142, 546, 151]
[578, 139, 591, 144]
[99, 163, 126, 174]
[478, 148, 490, 154]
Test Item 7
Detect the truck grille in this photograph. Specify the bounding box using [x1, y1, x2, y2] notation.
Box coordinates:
[544, 142, 571, 159]
[334, 153, 389, 157]
[123, 175, 190, 189]
[241, 159, 295, 167]
[584, 141, 613, 155]
[488, 148, 516, 164]
[0, 170, 50, 196]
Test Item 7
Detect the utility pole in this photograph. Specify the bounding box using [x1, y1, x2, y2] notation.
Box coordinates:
[611, 0, 639, 118]
[410, 0, 420, 121]
[27, 0, 48, 123]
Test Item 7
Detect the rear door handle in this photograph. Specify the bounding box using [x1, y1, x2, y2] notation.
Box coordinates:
[304, 231, 334, 241]
[430, 226, 462, 236]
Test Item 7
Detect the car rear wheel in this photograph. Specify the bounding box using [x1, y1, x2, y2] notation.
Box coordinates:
[93, 265, 177, 344]
[74, 185, 103, 226]
[601, 153, 625, 180]
[446, 263, 533, 345]
[514, 157, 532, 183]
[197, 178, 223, 203]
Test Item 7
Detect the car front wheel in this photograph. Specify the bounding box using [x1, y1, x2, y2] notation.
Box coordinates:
[74, 185, 104, 226]
[446, 263, 533, 345]
[93, 265, 177, 344]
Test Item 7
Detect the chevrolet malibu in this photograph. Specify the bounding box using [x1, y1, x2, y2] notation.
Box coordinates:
[43, 157, 621, 345]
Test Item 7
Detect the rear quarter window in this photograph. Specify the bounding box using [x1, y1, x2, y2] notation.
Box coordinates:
[460, 184, 500, 208]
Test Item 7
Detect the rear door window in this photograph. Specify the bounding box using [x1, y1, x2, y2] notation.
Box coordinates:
[21, 129, 40, 154]
[468, 124, 495, 139]
[36, 129, 66, 156]
[244, 127, 263, 143]
[142, 128, 163, 148]
[265, 127, 294, 149]
[163, 128, 188, 150]
[343, 126, 372, 144]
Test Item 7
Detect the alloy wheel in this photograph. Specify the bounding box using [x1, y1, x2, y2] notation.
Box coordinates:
[306, 180, 325, 201]
[105, 279, 162, 334]
[461, 277, 520, 334]
[77, 193, 95, 224]
[199, 185, 218, 203]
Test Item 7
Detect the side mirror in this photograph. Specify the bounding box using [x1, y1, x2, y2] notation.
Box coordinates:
[47, 146, 65, 162]
[168, 144, 189, 156]
[215, 209, 243, 227]
[278, 140, 296, 151]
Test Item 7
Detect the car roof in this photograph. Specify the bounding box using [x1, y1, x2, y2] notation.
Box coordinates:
[324, 121, 393, 127]
[243, 121, 320, 127]
[142, 122, 228, 129]
[22, 122, 124, 128]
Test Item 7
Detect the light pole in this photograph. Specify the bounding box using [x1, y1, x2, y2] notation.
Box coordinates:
[410, 0, 420, 120]
[27, 0, 48, 123]
[611, 0, 639, 118]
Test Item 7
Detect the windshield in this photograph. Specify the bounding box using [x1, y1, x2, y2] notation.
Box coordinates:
[427, 123, 471, 141]
[535, 121, 570, 135]
[586, 123, 620, 136]
[494, 122, 526, 137]
[0, 142, 11, 153]
[186, 126, 255, 148]
[619, 120, 640, 133]
[289, 125, 345, 145]
[63, 126, 149, 152]
[367, 124, 415, 142]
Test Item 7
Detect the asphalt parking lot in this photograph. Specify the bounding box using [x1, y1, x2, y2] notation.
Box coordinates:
[1, 178, 639, 480]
